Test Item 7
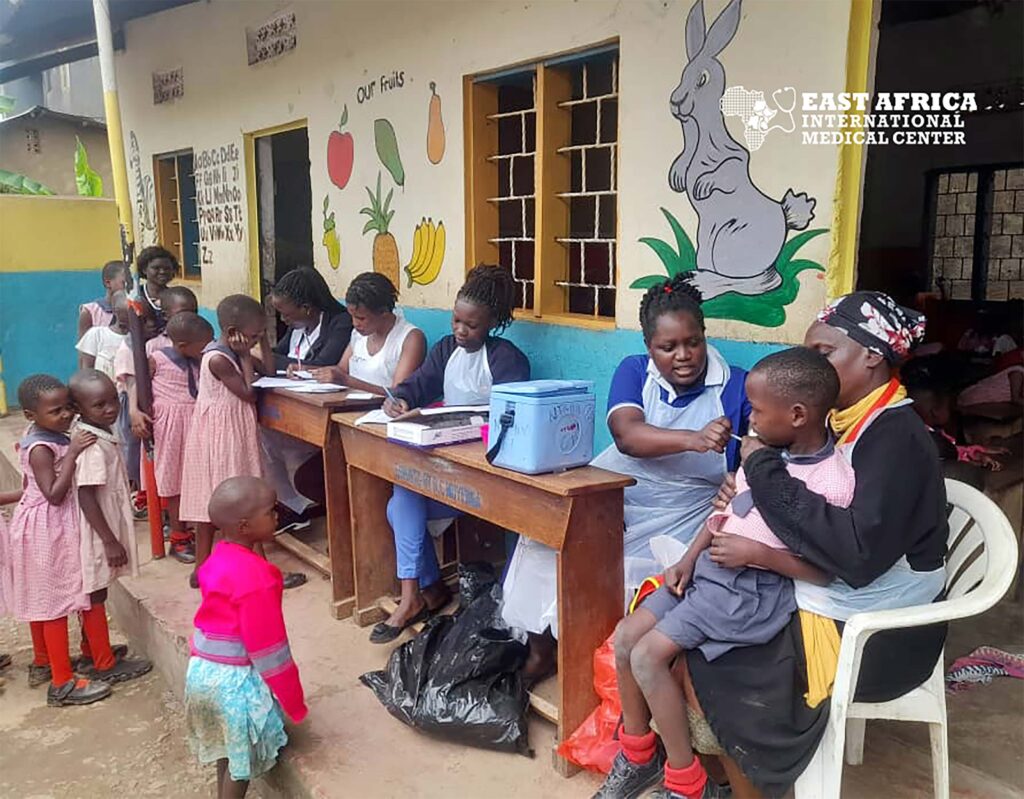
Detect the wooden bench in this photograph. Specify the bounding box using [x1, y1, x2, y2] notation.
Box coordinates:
[332, 411, 634, 773]
[257, 388, 380, 618]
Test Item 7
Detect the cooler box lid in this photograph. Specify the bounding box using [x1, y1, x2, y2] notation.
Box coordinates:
[491, 379, 594, 398]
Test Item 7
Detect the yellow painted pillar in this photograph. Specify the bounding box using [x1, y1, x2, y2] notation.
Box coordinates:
[827, 0, 876, 300]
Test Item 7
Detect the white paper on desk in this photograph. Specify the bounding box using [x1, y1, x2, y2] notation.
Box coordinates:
[354, 409, 392, 425]
[276, 369, 313, 379]
[345, 392, 377, 400]
[418, 404, 489, 416]
[254, 377, 346, 392]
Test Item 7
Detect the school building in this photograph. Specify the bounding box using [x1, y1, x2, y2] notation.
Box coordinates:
[1, 0, 1021, 432]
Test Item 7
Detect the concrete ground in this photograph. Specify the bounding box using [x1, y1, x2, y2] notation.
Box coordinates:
[0, 414, 1022, 798]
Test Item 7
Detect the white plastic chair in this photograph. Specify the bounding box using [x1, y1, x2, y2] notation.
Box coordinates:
[795, 479, 1019, 799]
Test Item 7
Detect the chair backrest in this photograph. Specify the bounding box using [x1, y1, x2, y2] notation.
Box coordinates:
[941, 479, 1018, 616]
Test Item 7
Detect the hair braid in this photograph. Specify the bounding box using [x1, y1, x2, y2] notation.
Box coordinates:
[638, 273, 704, 343]
[457, 264, 516, 334]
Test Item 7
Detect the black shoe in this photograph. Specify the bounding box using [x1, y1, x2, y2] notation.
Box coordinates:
[47, 678, 112, 706]
[282, 571, 308, 590]
[592, 748, 666, 799]
[28, 663, 51, 688]
[275, 505, 312, 535]
[369, 605, 430, 644]
[0, 653, 11, 671]
[81, 655, 153, 684]
[71, 643, 129, 672]
[648, 781, 733, 799]
[170, 540, 197, 564]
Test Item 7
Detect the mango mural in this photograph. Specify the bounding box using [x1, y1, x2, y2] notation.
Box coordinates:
[634, 0, 826, 327]
[426, 82, 445, 165]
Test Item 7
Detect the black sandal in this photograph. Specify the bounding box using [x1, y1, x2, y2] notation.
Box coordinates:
[369, 605, 430, 644]
[282, 572, 308, 590]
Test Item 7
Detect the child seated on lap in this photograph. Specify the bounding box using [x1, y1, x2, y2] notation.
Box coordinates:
[596, 348, 854, 799]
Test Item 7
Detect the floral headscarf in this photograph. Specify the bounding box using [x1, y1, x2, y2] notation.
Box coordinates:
[817, 291, 925, 363]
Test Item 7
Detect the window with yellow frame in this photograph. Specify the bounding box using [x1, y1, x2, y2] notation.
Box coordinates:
[465, 43, 620, 327]
[153, 149, 201, 280]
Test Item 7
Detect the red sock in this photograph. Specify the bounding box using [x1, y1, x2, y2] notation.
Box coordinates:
[42, 618, 73, 686]
[664, 759, 707, 799]
[79, 617, 92, 659]
[81, 604, 115, 671]
[619, 724, 657, 765]
[169, 529, 192, 545]
[29, 621, 49, 666]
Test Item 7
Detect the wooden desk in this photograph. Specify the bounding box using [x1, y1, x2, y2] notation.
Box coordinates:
[962, 402, 1024, 443]
[257, 389, 381, 619]
[333, 411, 634, 772]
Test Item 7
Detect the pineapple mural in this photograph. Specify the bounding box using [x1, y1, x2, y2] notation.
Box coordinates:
[360, 172, 400, 288]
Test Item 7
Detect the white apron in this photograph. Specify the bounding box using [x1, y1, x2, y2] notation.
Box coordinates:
[794, 401, 946, 620]
[501, 347, 732, 637]
[442, 345, 492, 405]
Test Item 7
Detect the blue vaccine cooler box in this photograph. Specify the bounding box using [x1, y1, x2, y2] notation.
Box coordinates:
[486, 380, 596, 475]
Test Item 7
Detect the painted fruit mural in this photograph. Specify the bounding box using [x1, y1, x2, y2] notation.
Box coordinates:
[404, 217, 445, 287]
[374, 118, 405, 188]
[327, 105, 354, 190]
[360, 172, 401, 288]
[322, 195, 340, 269]
[426, 82, 445, 165]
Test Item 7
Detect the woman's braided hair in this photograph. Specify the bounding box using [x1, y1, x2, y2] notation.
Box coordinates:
[271, 267, 344, 316]
[345, 272, 398, 314]
[18, 374, 65, 411]
[457, 264, 516, 334]
[639, 273, 704, 343]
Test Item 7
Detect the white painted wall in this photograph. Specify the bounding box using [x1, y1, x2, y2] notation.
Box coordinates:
[115, 0, 852, 343]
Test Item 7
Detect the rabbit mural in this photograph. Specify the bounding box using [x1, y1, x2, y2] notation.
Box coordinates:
[635, 0, 828, 327]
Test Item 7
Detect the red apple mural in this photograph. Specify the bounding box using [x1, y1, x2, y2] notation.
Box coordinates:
[327, 105, 354, 190]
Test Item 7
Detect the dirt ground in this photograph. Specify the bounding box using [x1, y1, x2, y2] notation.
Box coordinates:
[0, 615, 249, 799]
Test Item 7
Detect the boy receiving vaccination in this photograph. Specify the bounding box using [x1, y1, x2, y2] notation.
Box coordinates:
[186, 476, 307, 799]
[68, 370, 152, 683]
[4, 375, 110, 706]
[373, 264, 530, 643]
[597, 348, 854, 799]
[180, 295, 269, 586]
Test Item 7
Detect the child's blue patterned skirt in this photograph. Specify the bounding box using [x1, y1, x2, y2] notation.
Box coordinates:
[185, 656, 289, 781]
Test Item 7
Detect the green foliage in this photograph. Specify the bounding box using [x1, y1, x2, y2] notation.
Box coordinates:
[0, 169, 55, 195]
[74, 136, 104, 197]
[360, 172, 395, 235]
[632, 207, 828, 328]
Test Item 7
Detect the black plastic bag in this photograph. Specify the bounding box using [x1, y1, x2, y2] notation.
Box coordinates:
[360, 562, 532, 755]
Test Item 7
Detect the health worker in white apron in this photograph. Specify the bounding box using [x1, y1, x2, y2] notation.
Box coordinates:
[501, 275, 750, 684]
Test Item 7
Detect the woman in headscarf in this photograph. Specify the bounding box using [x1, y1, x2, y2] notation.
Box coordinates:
[601, 292, 948, 799]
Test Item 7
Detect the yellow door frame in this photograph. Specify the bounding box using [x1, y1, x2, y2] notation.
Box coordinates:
[243, 118, 309, 299]
[827, 0, 878, 299]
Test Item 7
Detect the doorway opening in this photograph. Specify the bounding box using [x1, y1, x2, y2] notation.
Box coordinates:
[252, 123, 313, 342]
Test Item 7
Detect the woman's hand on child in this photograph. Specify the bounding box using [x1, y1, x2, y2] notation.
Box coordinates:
[709, 532, 764, 569]
[665, 556, 695, 596]
[740, 435, 767, 462]
[383, 397, 409, 417]
[310, 366, 346, 384]
[130, 410, 153, 439]
[104, 539, 129, 568]
[712, 473, 737, 511]
[68, 429, 97, 457]
[691, 416, 732, 453]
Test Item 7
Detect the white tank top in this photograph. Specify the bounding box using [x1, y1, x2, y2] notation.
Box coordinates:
[348, 311, 417, 388]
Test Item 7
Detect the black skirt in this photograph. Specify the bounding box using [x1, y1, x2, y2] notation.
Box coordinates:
[686, 614, 947, 797]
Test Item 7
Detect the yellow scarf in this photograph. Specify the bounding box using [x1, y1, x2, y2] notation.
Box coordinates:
[799, 610, 841, 708]
[829, 378, 907, 446]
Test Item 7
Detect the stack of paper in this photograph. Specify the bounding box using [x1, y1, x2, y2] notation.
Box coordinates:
[253, 376, 347, 393]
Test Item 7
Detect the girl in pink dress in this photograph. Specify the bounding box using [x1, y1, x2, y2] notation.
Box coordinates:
[68, 370, 152, 685]
[77, 261, 131, 340]
[180, 295, 269, 586]
[4, 374, 110, 707]
[150, 312, 213, 561]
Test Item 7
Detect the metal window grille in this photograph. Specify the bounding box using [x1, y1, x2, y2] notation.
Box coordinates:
[487, 74, 537, 310]
[930, 165, 1024, 301]
[555, 55, 618, 318]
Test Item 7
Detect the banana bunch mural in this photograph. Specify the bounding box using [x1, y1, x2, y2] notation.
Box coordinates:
[404, 218, 446, 288]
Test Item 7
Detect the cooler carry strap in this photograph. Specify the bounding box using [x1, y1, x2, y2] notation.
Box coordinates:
[485, 407, 515, 465]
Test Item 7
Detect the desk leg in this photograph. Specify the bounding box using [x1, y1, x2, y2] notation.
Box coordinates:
[555, 490, 624, 776]
[349, 465, 397, 626]
[324, 421, 355, 620]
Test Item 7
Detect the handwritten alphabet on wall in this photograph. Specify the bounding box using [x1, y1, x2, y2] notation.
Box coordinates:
[195, 144, 244, 261]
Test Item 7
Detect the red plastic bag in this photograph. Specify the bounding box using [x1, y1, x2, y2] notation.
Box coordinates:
[556, 632, 621, 773]
[557, 576, 665, 773]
